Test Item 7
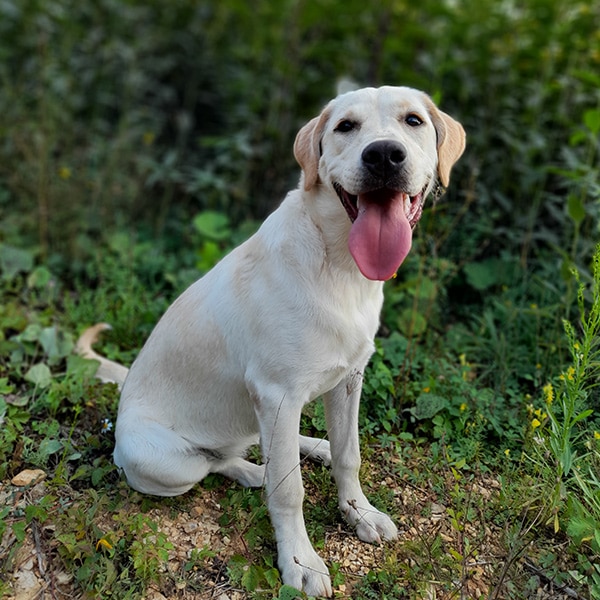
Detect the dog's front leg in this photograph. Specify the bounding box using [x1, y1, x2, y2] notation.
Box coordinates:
[254, 393, 333, 597]
[324, 371, 398, 544]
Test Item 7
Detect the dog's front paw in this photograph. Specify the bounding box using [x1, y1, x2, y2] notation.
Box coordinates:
[341, 497, 398, 544]
[278, 544, 332, 597]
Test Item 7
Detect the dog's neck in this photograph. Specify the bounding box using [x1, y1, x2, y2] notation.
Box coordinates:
[300, 187, 386, 287]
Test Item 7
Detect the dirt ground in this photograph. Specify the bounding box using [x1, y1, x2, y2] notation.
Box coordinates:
[1, 464, 583, 600]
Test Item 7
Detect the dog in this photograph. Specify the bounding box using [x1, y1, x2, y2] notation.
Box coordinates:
[77, 85, 465, 597]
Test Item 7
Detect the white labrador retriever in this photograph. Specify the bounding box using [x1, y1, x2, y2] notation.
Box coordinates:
[77, 86, 465, 597]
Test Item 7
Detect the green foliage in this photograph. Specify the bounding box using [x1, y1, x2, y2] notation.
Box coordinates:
[526, 245, 600, 568]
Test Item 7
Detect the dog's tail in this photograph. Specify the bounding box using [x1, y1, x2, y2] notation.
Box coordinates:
[75, 323, 129, 389]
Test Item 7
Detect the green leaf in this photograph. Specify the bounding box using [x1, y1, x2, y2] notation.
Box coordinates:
[567, 194, 586, 226]
[264, 567, 281, 588]
[277, 585, 303, 600]
[414, 393, 447, 420]
[193, 211, 231, 241]
[454, 458, 467, 470]
[584, 108, 600, 135]
[241, 564, 262, 591]
[0, 377, 14, 395]
[27, 266, 53, 289]
[567, 514, 598, 545]
[25, 503, 49, 523]
[66, 354, 101, 379]
[5, 394, 29, 407]
[17, 323, 43, 343]
[464, 261, 498, 291]
[12, 521, 27, 543]
[24, 363, 53, 389]
[413, 276, 437, 300]
[397, 308, 427, 336]
[0, 244, 34, 280]
[39, 327, 74, 364]
[38, 438, 63, 458]
[571, 409, 593, 425]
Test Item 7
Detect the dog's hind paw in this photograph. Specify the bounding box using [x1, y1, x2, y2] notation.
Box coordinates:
[299, 435, 331, 466]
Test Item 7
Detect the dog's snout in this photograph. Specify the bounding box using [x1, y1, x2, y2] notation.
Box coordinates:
[361, 140, 407, 179]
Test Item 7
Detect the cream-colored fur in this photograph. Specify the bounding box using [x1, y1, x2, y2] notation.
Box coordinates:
[78, 86, 465, 597]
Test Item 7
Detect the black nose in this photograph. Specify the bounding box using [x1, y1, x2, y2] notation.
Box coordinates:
[361, 140, 407, 179]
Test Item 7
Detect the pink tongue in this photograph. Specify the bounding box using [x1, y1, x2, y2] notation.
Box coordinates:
[348, 191, 412, 281]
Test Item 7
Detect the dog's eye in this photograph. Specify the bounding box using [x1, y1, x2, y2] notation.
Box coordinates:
[405, 114, 424, 127]
[334, 120, 357, 133]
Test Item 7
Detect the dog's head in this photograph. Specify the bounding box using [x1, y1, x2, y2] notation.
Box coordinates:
[294, 86, 466, 281]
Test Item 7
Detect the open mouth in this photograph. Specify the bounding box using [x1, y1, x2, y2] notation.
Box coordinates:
[333, 182, 429, 281]
[333, 183, 426, 228]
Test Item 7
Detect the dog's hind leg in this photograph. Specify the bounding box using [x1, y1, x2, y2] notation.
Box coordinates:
[114, 418, 215, 497]
[214, 436, 329, 487]
[114, 416, 267, 494]
[213, 457, 265, 487]
[299, 434, 331, 465]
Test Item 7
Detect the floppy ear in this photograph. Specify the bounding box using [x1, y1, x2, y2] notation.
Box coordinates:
[424, 97, 466, 188]
[293, 107, 331, 191]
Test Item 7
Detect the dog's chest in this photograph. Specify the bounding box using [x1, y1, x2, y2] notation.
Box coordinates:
[301, 308, 377, 399]
[302, 286, 382, 391]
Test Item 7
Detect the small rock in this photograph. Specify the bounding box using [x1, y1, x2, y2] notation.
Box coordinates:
[183, 522, 198, 533]
[11, 469, 47, 487]
[12, 570, 43, 600]
[431, 502, 446, 515]
[430, 502, 446, 522]
[56, 572, 73, 585]
[145, 587, 167, 600]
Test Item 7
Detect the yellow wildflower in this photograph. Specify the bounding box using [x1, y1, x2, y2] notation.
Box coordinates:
[96, 538, 113, 552]
[566, 367, 575, 381]
[594, 431, 600, 440]
[143, 131, 156, 146]
[531, 418, 542, 429]
[58, 166, 72, 180]
[460, 403, 468, 411]
[542, 383, 554, 405]
[504, 449, 510, 457]
[423, 386, 431, 393]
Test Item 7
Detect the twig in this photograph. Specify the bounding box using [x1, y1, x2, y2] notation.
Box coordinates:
[31, 521, 46, 578]
[522, 557, 585, 600]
